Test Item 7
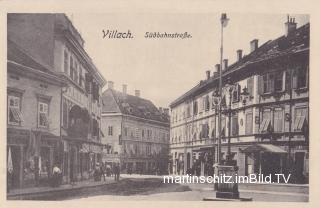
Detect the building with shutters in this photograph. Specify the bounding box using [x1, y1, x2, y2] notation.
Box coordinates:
[169, 17, 309, 183]
[7, 14, 106, 189]
[101, 82, 170, 174]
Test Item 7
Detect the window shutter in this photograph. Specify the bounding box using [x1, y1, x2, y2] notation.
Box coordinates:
[237, 84, 241, 101]
[292, 68, 298, 89]
[285, 70, 291, 91]
[257, 75, 263, 95]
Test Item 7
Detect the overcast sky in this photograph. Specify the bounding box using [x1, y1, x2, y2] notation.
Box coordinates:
[69, 13, 309, 108]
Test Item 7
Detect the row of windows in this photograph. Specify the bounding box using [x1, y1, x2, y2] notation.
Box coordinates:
[172, 66, 308, 124]
[64, 49, 101, 103]
[106, 125, 169, 141]
[122, 142, 166, 156]
[171, 107, 308, 143]
[8, 95, 49, 128]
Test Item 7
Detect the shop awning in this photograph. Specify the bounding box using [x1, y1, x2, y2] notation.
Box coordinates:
[242, 144, 287, 154]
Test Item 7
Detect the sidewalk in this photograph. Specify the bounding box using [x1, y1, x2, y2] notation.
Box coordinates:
[7, 176, 118, 199]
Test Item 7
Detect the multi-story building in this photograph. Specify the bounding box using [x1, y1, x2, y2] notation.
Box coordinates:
[54, 14, 106, 182]
[169, 18, 309, 183]
[7, 14, 67, 188]
[101, 82, 170, 174]
[7, 14, 106, 188]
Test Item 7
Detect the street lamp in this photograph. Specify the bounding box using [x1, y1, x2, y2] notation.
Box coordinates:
[217, 13, 229, 165]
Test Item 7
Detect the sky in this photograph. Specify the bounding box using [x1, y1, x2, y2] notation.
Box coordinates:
[68, 13, 309, 108]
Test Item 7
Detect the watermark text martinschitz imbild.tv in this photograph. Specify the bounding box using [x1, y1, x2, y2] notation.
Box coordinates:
[163, 174, 291, 184]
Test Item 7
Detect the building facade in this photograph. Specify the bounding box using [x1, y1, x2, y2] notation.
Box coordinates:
[7, 14, 106, 188]
[169, 18, 309, 183]
[101, 83, 170, 174]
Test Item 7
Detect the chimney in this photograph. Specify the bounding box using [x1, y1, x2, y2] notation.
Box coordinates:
[122, 84, 127, 95]
[250, 39, 259, 52]
[206, 70, 211, 80]
[107, 81, 114, 89]
[223, 59, 228, 70]
[163, 108, 169, 115]
[213, 64, 220, 77]
[285, 15, 297, 37]
[135, 90, 140, 97]
[237, 49, 243, 61]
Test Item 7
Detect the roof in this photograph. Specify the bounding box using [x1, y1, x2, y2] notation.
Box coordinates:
[170, 23, 309, 108]
[102, 88, 170, 124]
[7, 40, 68, 86]
[242, 144, 287, 154]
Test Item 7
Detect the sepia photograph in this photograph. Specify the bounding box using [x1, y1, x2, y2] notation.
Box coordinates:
[4, 8, 312, 204]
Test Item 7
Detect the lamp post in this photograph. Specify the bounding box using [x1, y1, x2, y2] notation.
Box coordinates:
[217, 13, 229, 165]
[226, 84, 234, 164]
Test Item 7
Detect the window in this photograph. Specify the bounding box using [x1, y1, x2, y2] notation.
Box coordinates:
[245, 112, 253, 135]
[108, 126, 113, 136]
[193, 101, 198, 115]
[294, 107, 308, 131]
[274, 72, 283, 92]
[297, 66, 308, 89]
[231, 114, 239, 136]
[201, 123, 209, 138]
[74, 61, 78, 83]
[38, 102, 49, 128]
[8, 95, 23, 125]
[232, 85, 241, 102]
[260, 109, 271, 133]
[142, 129, 145, 138]
[262, 74, 271, 93]
[124, 127, 128, 137]
[186, 104, 191, 117]
[205, 95, 210, 111]
[273, 108, 284, 132]
[247, 77, 254, 97]
[70, 56, 74, 80]
[79, 66, 83, 87]
[64, 50, 69, 74]
[259, 72, 285, 94]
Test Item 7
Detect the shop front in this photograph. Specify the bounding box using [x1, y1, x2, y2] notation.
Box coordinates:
[7, 128, 62, 189]
[62, 138, 103, 183]
[242, 144, 287, 181]
[191, 147, 214, 176]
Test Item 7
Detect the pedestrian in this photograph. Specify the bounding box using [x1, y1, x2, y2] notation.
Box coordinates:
[52, 164, 61, 187]
[101, 163, 106, 182]
[113, 163, 120, 181]
[94, 163, 101, 181]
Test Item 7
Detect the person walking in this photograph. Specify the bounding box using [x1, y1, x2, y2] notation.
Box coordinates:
[101, 163, 106, 182]
[52, 164, 61, 187]
[113, 163, 120, 182]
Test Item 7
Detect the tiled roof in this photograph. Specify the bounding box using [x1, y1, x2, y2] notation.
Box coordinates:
[102, 89, 170, 123]
[7, 39, 55, 74]
[170, 23, 309, 108]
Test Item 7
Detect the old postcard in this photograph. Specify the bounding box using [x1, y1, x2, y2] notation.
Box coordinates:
[1, 0, 320, 208]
